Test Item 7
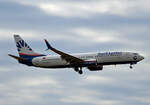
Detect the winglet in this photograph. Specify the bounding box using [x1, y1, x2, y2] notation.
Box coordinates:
[44, 39, 53, 50]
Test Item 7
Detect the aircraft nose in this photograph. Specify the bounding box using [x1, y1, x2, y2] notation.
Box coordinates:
[140, 55, 144, 60]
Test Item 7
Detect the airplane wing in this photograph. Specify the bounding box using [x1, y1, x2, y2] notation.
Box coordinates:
[44, 40, 84, 65]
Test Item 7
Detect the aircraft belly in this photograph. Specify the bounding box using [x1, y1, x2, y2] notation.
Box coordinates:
[44, 59, 67, 67]
[32, 58, 68, 68]
[97, 56, 125, 63]
[97, 56, 136, 65]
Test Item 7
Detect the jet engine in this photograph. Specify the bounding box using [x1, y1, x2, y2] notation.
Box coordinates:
[88, 65, 103, 71]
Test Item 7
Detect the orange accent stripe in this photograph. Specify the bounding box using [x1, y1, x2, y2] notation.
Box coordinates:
[19, 53, 42, 56]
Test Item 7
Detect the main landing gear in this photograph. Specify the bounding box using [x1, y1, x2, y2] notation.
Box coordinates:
[74, 67, 83, 75]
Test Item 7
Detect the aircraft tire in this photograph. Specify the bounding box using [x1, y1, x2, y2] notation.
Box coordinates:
[130, 65, 133, 69]
[78, 70, 83, 74]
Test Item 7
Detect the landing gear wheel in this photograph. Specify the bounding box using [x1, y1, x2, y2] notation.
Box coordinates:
[74, 67, 83, 74]
[130, 65, 133, 69]
[78, 70, 83, 74]
[74, 67, 79, 72]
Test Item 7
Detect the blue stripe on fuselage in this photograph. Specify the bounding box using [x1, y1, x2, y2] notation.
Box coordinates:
[19, 54, 45, 66]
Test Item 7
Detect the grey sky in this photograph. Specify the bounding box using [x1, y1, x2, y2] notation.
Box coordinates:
[0, 0, 150, 105]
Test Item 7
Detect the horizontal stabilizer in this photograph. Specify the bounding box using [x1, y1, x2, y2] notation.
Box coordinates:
[8, 54, 28, 62]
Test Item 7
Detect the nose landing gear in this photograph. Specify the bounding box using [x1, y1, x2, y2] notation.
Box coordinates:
[129, 62, 137, 69]
[130, 65, 133, 69]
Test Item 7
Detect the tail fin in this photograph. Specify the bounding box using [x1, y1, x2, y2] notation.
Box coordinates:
[14, 35, 44, 58]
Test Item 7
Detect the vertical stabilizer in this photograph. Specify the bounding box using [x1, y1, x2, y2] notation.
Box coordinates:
[14, 35, 44, 58]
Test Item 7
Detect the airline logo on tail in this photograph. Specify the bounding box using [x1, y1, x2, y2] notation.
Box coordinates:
[16, 40, 32, 51]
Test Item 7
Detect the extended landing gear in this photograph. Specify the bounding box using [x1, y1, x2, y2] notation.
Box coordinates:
[129, 62, 137, 69]
[74, 67, 83, 75]
[130, 65, 133, 69]
[130, 63, 134, 69]
[78, 70, 83, 74]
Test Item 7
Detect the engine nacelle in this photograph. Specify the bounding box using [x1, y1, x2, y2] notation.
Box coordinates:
[88, 65, 103, 71]
[84, 59, 97, 65]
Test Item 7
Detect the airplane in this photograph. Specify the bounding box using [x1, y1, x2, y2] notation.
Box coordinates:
[8, 35, 144, 74]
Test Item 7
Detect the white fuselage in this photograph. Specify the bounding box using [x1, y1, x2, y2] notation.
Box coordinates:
[10, 35, 145, 74]
[32, 52, 144, 68]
